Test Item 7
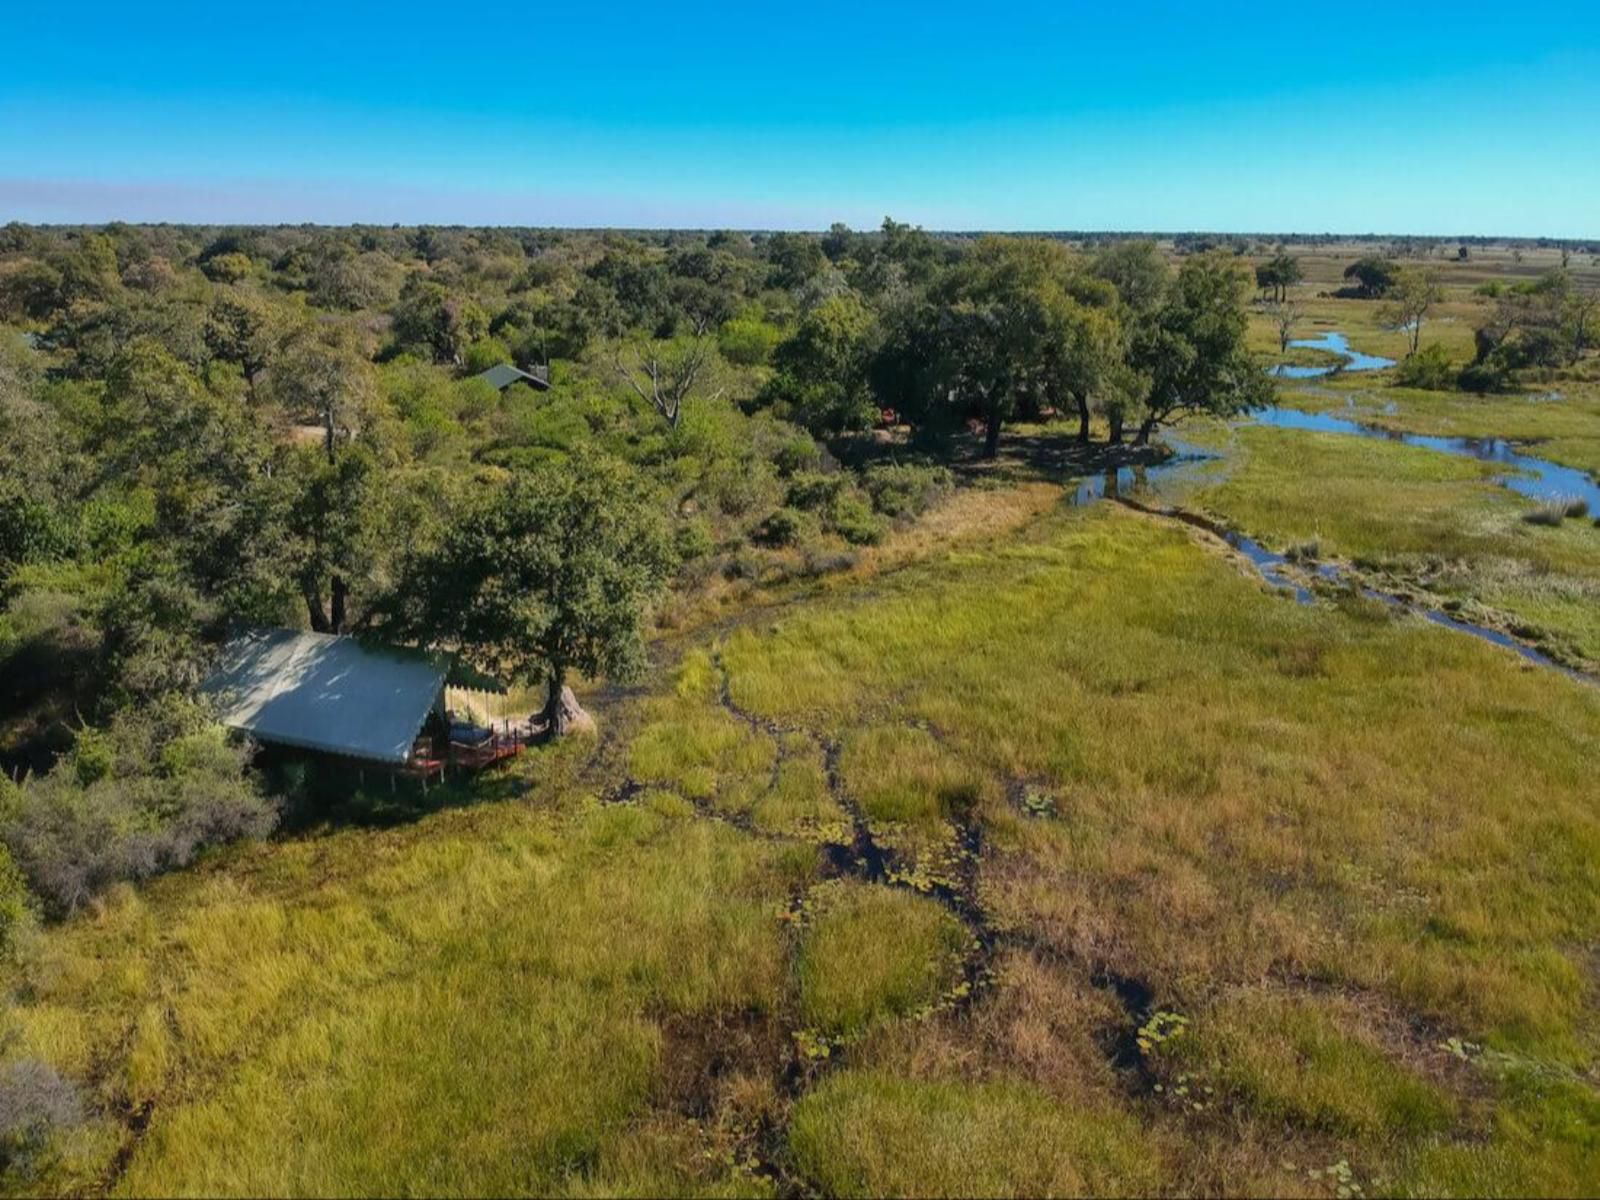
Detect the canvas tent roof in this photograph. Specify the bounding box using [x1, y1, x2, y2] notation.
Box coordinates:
[474, 363, 550, 391]
[200, 628, 451, 765]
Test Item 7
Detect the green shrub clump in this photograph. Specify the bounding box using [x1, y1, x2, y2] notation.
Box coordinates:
[0, 697, 276, 916]
[1393, 343, 1456, 390]
[863, 463, 954, 519]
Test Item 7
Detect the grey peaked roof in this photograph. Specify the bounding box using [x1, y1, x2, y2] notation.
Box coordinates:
[474, 363, 551, 391]
[200, 628, 450, 765]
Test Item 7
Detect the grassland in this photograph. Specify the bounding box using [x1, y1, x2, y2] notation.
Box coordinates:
[13, 492, 1598, 1196]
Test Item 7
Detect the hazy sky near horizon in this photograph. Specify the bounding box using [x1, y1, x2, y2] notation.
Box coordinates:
[3, 0, 1597, 235]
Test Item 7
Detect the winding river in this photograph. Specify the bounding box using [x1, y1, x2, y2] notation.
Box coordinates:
[1270, 331, 1397, 378]
[1066, 333, 1599, 682]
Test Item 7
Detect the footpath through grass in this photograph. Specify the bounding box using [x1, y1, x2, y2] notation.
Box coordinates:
[5, 501, 1600, 1196]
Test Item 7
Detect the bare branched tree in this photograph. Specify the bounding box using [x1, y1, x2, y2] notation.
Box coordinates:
[1266, 300, 1303, 353]
[612, 337, 724, 428]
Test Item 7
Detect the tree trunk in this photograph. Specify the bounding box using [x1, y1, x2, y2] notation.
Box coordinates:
[1134, 415, 1159, 446]
[540, 667, 593, 737]
[1107, 412, 1124, 444]
[1074, 391, 1091, 443]
[330, 575, 349, 635]
[304, 584, 330, 634]
[982, 409, 1003, 459]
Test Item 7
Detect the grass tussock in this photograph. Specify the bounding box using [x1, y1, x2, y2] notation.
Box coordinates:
[1169, 988, 1456, 1139]
[788, 1069, 1160, 1198]
[796, 881, 969, 1037]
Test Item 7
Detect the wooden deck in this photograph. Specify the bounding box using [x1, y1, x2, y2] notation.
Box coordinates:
[402, 720, 533, 785]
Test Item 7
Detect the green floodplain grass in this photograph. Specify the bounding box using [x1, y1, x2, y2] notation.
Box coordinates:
[796, 882, 968, 1037]
[1276, 375, 1600, 477]
[1247, 289, 1484, 365]
[6, 495, 1600, 1194]
[1185, 422, 1600, 666]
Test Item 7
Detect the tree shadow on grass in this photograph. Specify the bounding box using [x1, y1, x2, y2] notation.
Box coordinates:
[828, 422, 1174, 488]
[950, 426, 1174, 488]
[261, 735, 589, 833]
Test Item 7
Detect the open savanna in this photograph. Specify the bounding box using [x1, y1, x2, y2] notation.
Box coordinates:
[8, 494, 1600, 1197]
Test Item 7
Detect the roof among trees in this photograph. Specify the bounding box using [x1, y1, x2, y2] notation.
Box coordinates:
[474, 363, 550, 390]
[200, 628, 450, 764]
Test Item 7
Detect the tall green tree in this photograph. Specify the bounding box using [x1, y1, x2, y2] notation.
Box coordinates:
[1041, 275, 1126, 443]
[265, 328, 400, 632]
[400, 455, 674, 734]
[1254, 253, 1302, 302]
[762, 293, 878, 434]
[1090, 240, 1168, 316]
[1342, 257, 1399, 299]
[205, 288, 285, 400]
[1130, 255, 1270, 444]
[392, 279, 490, 365]
[923, 238, 1073, 456]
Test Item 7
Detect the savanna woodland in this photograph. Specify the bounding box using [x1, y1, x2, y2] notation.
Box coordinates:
[2, 220, 1599, 1197]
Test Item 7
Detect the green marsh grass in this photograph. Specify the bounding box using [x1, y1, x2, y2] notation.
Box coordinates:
[5, 792, 811, 1195]
[721, 503, 1600, 1061]
[1277, 376, 1600, 476]
[1171, 988, 1456, 1139]
[1190, 424, 1600, 665]
[796, 882, 968, 1037]
[788, 1070, 1160, 1198]
[7, 487, 1600, 1195]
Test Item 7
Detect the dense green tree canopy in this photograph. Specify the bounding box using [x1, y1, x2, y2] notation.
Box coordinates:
[397, 454, 675, 732]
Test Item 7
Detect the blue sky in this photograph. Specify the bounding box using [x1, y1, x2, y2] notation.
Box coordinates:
[2, 0, 1597, 234]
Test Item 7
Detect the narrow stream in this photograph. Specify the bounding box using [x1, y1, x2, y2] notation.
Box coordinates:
[1063, 332, 1597, 682]
[1253, 406, 1600, 512]
[1271, 331, 1397, 378]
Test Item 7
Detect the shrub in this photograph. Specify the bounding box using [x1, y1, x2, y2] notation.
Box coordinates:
[800, 549, 859, 577]
[0, 1060, 81, 1182]
[829, 492, 887, 546]
[862, 463, 954, 519]
[772, 434, 822, 478]
[717, 315, 781, 366]
[0, 488, 75, 573]
[1457, 359, 1513, 394]
[462, 337, 513, 374]
[0, 698, 277, 916]
[673, 517, 716, 564]
[0, 842, 37, 963]
[757, 507, 817, 547]
[200, 251, 252, 283]
[785, 471, 848, 513]
[1394, 343, 1456, 390]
